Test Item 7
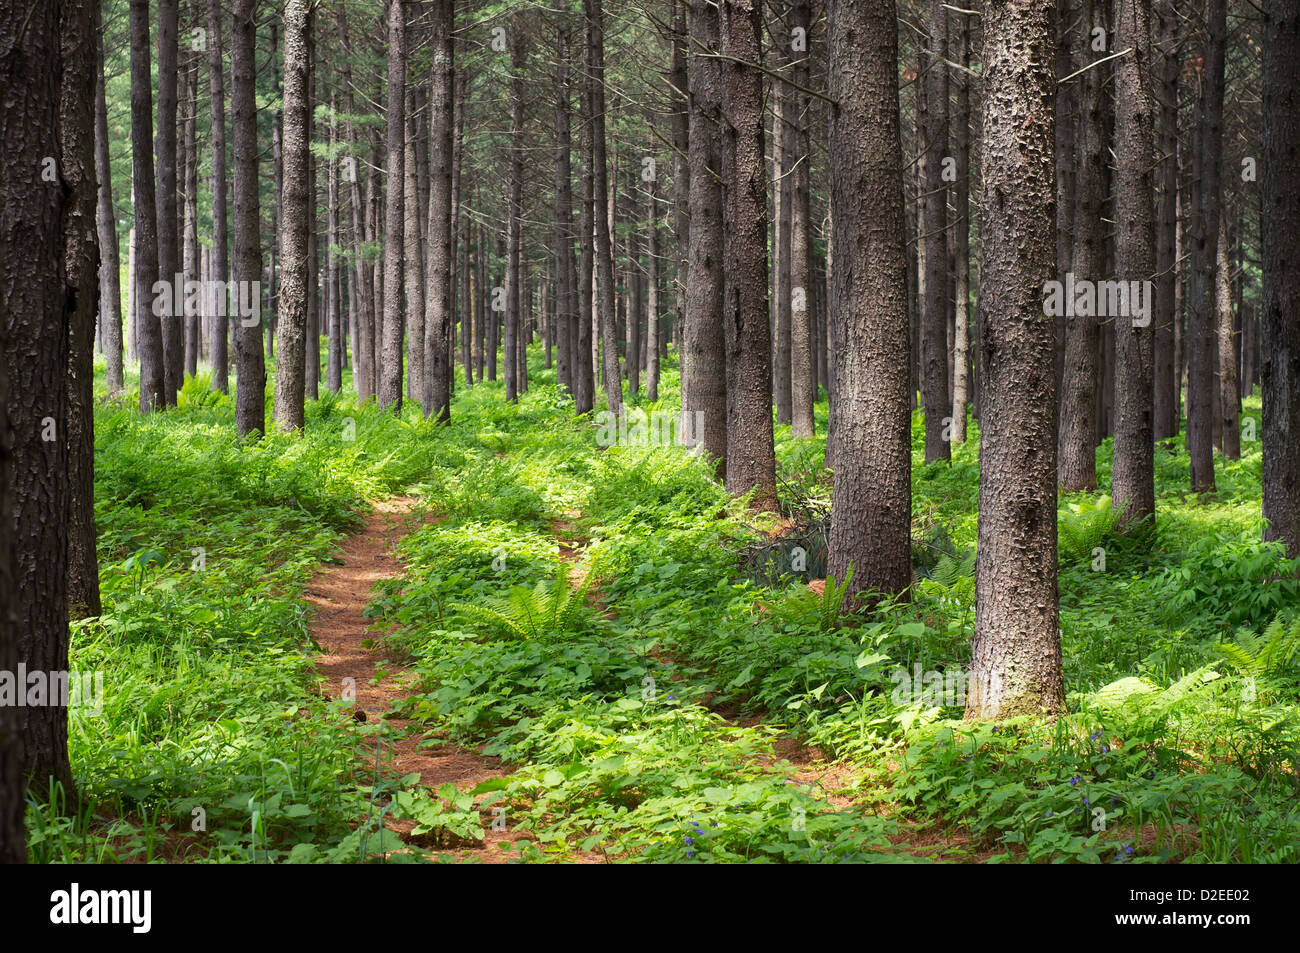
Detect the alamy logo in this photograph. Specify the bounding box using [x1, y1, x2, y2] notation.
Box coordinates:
[0, 666, 102, 714]
[1042, 272, 1154, 327]
[151, 274, 261, 327]
[50, 883, 151, 933]
[594, 409, 704, 449]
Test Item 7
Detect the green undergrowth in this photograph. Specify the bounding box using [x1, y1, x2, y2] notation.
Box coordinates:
[39, 353, 1300, 863]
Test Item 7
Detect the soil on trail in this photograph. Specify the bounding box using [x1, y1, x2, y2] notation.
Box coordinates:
[306, 497, 522, 863]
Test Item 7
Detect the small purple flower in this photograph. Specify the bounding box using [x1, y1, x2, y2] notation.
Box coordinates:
[1069, 776, 1080, 786]
[685, 837, 694, 845]
[1046, 810, 1053, 818]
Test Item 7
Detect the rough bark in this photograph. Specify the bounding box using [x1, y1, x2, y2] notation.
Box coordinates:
[232, 0, 266, 435]
[130, 0, 165, 412]
[96, 28, 124, 395]
[208, 0, 230, 393]
[824, 0, 912, 600]
[718, 0, 776, 507]
[682, 0, 728, 471]
[274, 0, 310, 431]
[587, 0, 622, 413]
[424, 0, 454, 422]
[3, 0, 73, 800]
[1262, 0, 1300, 555]
[1153, 0, 1180, 439]
[376, 0, 405, 411]
[1216, 211, 1239, 459]
[157, 0, 182, 404]
[788, 0, 815, 438]
[1111, 0, 1157, 527]
[950, 10, 972, 444]
[967, 0, 1064, 720]
[921, 0, 950, 462]
[63, 0, 102, 622]
[1058, 0, 1110, 491]
[1187, 0, 1225, 492]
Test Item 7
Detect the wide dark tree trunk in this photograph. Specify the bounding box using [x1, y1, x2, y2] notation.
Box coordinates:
[208, 0, 230, 393]
[0, 0, 20, 838]
[718, 0, 776, 508]
[587, 0, 622, 413]
[156, 0, 182, 404]
[921, 0, 950, 463]
[274, 0, 310, 431]
[670, 0, 691, 405]
[1262, 0, 1300, 556]
[96, 28, 124, 396]
[576, 49, 597, 415]
[1111, 0, 1157, 528]
[378, 0, 405, 411]
[2, 0, 73, 801]
[424, 0, 454, 422]
[130, 0, 165, 412]
[232, 0, 266, 435]
[967, 0, 1064, 720]
[825, 0, 912, 600]
[682, 0, 727, 470]
[1187, 0, 1226, 492]
[62, 0, 102, 623]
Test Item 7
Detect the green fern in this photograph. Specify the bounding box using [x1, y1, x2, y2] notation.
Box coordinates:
[451, 564, 595, 640]
[1058, 494, 1118, 565]
[1215, 613, 1300, 679]
[918, 550, 975, 607]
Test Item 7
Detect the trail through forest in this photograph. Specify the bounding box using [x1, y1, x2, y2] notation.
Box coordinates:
[306, 498, 520, 862]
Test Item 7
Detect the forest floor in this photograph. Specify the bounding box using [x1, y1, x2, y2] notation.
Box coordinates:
[28, 354, 1300, 863]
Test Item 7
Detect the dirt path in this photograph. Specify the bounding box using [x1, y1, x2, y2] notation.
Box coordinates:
[306, 497, 523, 863]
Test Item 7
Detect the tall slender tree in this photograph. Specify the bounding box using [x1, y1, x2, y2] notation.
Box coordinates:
[824, 0, 912, 600]
[967, 0, 1064, 720]
[63, 0, 102, 622]
[1111, 0, 1157, 528]
[587, 0, 622, 413]
[157, 0, 182, 404]
[1261, 0, 1300, 556]
[232, 0, 266, 435]
[682, 0, 727, 469]
[379, 0, 406, 411]
[921, 0, 950, 463]
[274, 0, 310, 431]
[209, 0, 231, 393]
[130, 0, 165, 412]
[424, 0, 454, 422]
[96, 28, 124, 395]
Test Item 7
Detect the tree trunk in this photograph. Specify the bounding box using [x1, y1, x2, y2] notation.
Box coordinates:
[825, 0, 912, 599]
[181, 52, 199, 379]
[157, 0, 182, 404]
[1187, 0, 1225, 492]
[376, 0, 405, 410]
[950, 10, 972, 444]
[1216, 210, 1239, 459]
[5, 0, 73, 800]
[1153, 0, 1180, 439]
[273, 0, 310, 431]
[670, 0, 691, 406]
[587, 0, 622, 413]
[967, 0, 1064, 720]
[424, 0, 454, 422]
[647, 171, 661, 402]
[95, 29, 125, 397]
[683, 0, 728, 470]
[63, 0, 102, 625]
[1058, 0, 1110, 491]
[1262, 0, 1300, 555]
[0, 0, 30, 852]
[718, 0, 776, 507]
[232, 0, 266, 435]
[921, 0, 950, 462]
[1111, 0, 1157, 528]
[788, 0, 815, 438]
[208, 0, 230, 393]
[130, 0, 166, 412]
